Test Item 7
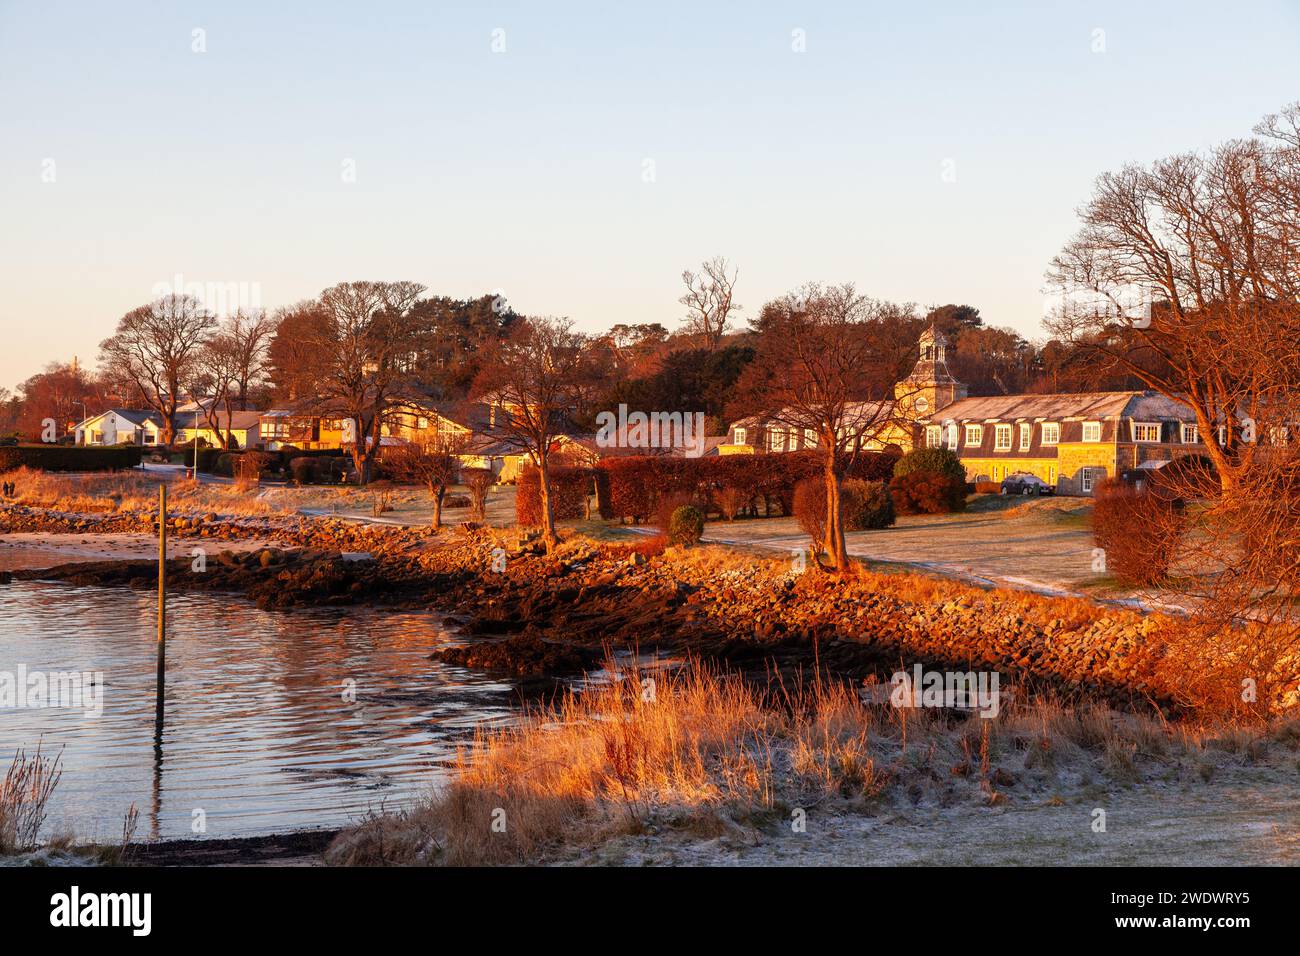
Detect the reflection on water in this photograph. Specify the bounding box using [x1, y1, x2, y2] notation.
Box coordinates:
[0, 574, 516, 842]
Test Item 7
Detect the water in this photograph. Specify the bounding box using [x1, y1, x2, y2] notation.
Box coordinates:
[0, 560, 518, 843]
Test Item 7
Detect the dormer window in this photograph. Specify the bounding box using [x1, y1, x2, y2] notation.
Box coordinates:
[1082, 421, 1102, 442]
[1132, 422, 1161, 443]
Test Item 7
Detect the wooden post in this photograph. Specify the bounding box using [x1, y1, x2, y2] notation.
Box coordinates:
[155, 483, 167, 734]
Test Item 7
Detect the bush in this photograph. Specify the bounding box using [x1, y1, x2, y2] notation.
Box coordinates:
[792, 477, 827, 546]
[841, 478, 895, 530]
[667, 505, 704, 546]
[0, 445, 144, 473]
[289, 456, 318, 485]
[893, 447, 966, 483]
[1092, 478, 1186, 584]
[463, 468, 493, 520]
[890, 471, 967, 515]
[974, 480, 1002, 494]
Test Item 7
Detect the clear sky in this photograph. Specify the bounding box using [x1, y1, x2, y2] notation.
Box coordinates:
[1, 0, 1298, 391]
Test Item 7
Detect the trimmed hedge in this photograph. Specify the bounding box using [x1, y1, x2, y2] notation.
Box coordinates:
[0, 445, 144, 473]
[598, 450, 900, 524]
[516, 466, 594, 527]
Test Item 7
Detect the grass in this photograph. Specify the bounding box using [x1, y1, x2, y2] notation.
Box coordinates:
[325, 656, 1297, 866]
[0, 743, 63, 854]
[0, 466, 520, 526]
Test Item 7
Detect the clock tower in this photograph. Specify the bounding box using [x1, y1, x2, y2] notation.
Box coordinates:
[894, 325, 967, 420]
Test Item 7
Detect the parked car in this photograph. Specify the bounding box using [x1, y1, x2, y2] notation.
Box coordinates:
[1001, 472, 1054, 496]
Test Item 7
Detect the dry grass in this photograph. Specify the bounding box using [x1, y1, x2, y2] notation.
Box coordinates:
[0, 743, 64, 854]
[2, 467, 281, 516]
[326, 658, 1293, 866]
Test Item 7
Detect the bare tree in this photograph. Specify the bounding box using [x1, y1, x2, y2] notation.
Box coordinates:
[99, 295, 217, 445]
[383, 434, 467, 531]
[732, 283, 904, 571]
[679, 256, 741, 349]
[227, 309, 278, 409]
[303, 281, 427, 483]
[1049, 102, 1300, 717]
[1046, 102, 1300, 493]
[471, 317, 589, 552]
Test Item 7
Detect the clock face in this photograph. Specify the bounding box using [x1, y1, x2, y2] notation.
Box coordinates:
[914, 395, 930, 413]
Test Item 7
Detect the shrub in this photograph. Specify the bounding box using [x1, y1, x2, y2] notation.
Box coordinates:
[890, 471, 967, 515]
[0, 445, 144, 473]
[1092, 478, 1186, 584]
[792, 477, 827, 546]
[974, 480, 1002, 494]
[667, 505, 704, 546]
[841, 478, 895, 530]
[463, 468, 493, 520]
[893, 447, 966, 483]
[289, 456, 318, 485]
[712, 484, 752, 521]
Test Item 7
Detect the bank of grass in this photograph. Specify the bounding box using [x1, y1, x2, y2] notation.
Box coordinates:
[325, 656, 1300, 866]
[2, 466, 522, 528]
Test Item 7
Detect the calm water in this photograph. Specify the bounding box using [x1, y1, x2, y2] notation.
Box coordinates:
[0, 551, 518, 842]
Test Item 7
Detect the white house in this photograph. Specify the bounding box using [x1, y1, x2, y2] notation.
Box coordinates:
[74, 409, 166, 446]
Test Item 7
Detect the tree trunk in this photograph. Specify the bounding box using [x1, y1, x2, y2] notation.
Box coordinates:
[822, 452, 848, 572]
[538, 454, 558, 553]
[431, 483, 444, 530]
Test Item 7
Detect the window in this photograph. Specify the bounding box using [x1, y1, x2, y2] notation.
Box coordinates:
[914, 395, 930, 414]
[994, 424, 1012, 451]
[946, 424, 959, 450]
[416, 416, 429, 430]
[767, 429, 787, 452]
[733, 427, 747, 445]
[1181, 423, 1199, 445]
[143, 434, 156, 445]
[925, 425, 941, 448]
[803, 429, 817, 448]
[1041, 422, 1059, 445]
[1019, 423, 1032, 451]
[1048, 465, 1056, 485]
[1082, 421, 1102, 442]
[964, 424, 983, 447]
[1132, 422, 1160, 443]
[1081, 467, 1098, 493]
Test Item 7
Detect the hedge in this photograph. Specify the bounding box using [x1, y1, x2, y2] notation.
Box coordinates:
[0, 445, 145, 473]
[597, 450, 900, 524]
[515, 465, 594, 527]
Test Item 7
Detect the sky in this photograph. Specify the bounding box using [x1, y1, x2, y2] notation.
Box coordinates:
[1, 0, 1298, 392]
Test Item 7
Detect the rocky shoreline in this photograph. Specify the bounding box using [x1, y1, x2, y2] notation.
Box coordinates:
[2, 499, 1193, 709]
